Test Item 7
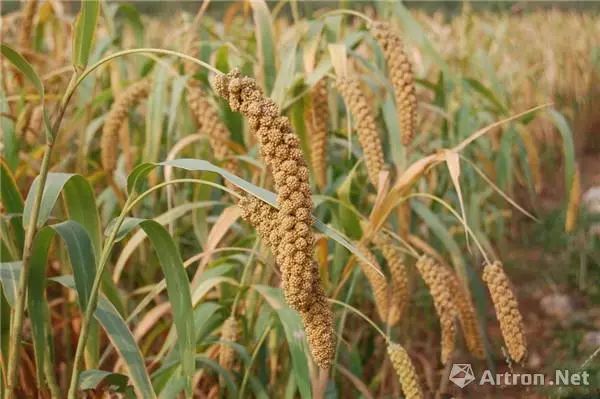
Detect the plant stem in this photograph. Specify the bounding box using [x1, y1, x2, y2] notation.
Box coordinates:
[5, 71, 77, 399]
[66, 195, 134, 399]
[232, 238, 260, 313]
[5, 144, 52, 399]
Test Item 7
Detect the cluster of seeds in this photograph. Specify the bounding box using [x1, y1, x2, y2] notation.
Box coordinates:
[237, 196, 285, 257]
[100, 80, 150, 172]
[371, 21, 417, 146]
[372, 233, 409, 326]
[218, 316, 238, 371]
[387, 343, 423, 399]
[482, 262, 527, 362]
[305, 79, 329, 189]
[187, 85, 238, 174]
[336, 77, 384, 188]
[213, 69, 334, 368]
[415, 256, 456, 364]
[446, 270, 485, 358]
[355, 242, 390, 323]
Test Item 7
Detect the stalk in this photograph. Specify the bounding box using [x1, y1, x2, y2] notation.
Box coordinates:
[66, 195, 134, 399]
[5, 72, 77, 399]
[5, 145, 52, 398]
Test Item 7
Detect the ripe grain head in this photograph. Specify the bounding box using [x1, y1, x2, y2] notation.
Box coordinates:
[336, 76, 384, 188]
[482, 262, 527, 363]
[415, 255, 456, 364]
[371, 21, 417, 146]
[387, 343, 423, 399]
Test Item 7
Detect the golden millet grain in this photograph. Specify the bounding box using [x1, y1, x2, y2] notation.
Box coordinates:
[219, 316, 238, 371]
[445, 269, 485, 359]
[301, 292, 336, 369]
[18, 0, 37, 51]
[336, 77, 384, 187]
[415, 256, 456, 364]
[100, 80, 150, 172]
[238, 196, 281, 251]
[213, 70, 334, 369]
[482, 262, 527, 363]
[355, 242, 390, 323]
[371, 22, 417, 146]
[238, 196, 334, 368]
[305, 79, 329, 189]
[387, 343, 423, 399]
[214, 69, 316, 311]
[187, 85, 238, 174]
[372, 234, 409, 326]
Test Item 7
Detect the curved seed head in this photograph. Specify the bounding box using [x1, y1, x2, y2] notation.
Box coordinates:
[482, 262, 527, 362]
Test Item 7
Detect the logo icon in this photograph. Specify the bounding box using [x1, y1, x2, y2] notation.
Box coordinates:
[449, 363, 476, 388]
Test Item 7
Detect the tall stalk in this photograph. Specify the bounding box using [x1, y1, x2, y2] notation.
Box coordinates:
[66, 195, 134, 399]
[5, 73, 77, 399]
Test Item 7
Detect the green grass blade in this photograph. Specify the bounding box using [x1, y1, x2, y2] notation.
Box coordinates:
[23, 172, 73, 229]
[72, 0, 100, 69]
[0, 159, 25, 251]
[144, 65, 168, 166]
[78, 369, 132, 395]
[0, 44, 44, 95]
[111, 218, 195, 395]
[28, 228, 55, 387]
[250, 0, 276, 94]
[252, 285, 311, 399]
[0, 262, 21, 307]
[52, 276, 156, 399]
[61, 175, 102, 257]
[547, 109, 576, 200]
[50, 221, 96, 310]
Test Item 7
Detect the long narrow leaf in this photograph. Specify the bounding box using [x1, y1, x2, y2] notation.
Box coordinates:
[52, 276, 156, 399]
[72, 0, 100, 69]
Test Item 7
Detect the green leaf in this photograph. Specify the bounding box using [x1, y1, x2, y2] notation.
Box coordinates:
[23, 173, 71, 228]
[547, 109, 576, 200]
[114, 3, 144, 46]
[28, 228, 55, 387]
[144, 64, 168, 165]
[61, 175, 102, 257]
[0, 44, 44, 95]
[127, 162, 157, 194]
[252, 285, 311, 399]
[1, 91, 18, 169]
[463, 78, 508, 115]
[0, 262, 21, 306]
[0, 159, 25, 250]
[51, 221, 96, 310]
[381, 93, 406, 171]
[79, 369, 132, 395]
[271, 36, 298, 107]
[72, 0, 100, 69]
[23, 173, 99, 246]
[112, 218, 195, 395]
[152, 357, 237, 399]
[52, 276, 156, 398]
[250, 0, 276, 94]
